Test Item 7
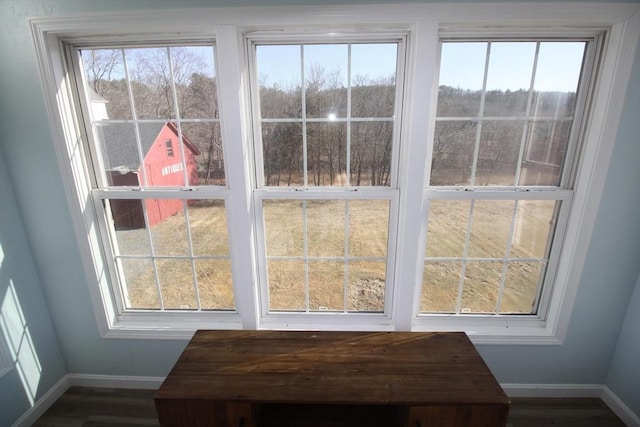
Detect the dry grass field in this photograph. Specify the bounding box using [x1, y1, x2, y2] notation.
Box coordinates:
[117, 198, 555, 315]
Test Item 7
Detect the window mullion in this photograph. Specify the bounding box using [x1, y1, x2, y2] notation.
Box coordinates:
[346, 44, 352, 185]
[454, 199, 476, 314]
[393, 20, 439, 330]
[301, 45, 309, 187]
[215, 25, 259, 327]
[299, 200, 309, 312]
[343, 200, 350, 313]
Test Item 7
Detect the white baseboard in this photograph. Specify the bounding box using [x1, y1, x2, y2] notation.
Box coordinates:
[67, 373, 164, 390]
[501, 383, 604, 398]
[11, 377, 639, 427]
[601, 386, 640, 427]
[11, 376, 70, 427]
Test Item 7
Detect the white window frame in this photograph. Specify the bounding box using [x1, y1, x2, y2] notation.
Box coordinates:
[30, 4, 639, 343]
[247, 33, 406, 329]
[409, 35, 598, 339]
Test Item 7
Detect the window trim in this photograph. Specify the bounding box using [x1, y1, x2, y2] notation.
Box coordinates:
[30, 4, 640, 343]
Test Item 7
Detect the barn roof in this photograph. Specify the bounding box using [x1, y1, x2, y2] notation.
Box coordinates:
[98, 121, 202, 172]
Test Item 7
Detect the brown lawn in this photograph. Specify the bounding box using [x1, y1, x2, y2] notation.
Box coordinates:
[117, 198, 555, 315]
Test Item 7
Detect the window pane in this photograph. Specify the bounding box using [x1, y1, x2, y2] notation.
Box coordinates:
[257, 45, 302, 119]
[348, 261, 385, 312]
[468, 200, 515, 259]
[421, 261, 461, 313]
[95, 123, 142, 186]
[147, 199, 189, 256]
[119, 258, 159, 309]
[520, 120, 572, 186]
[349, 200, 389, 258]
[500, 262, 544, 314]
[425, 200, 470, 258]
[268, 260, 306, 311]
[307, 122, 347, 186]
[460, 261, 502, 313]
[430, 121, 477, 186]
[484, 42, 536, 117]
[262, 122, 303, 186]
[187, 200, 229, 257]
[351, 43, 397, 118]
[305, 44, 348, 119]
[156, 259, 196, 310]
[171, 46, 219, 119]
[124, 47, 175, 120]
[196, 259, 234, 310]
[437, 43, 486, 117]
[264, 200, 304, 258]
[306, 200, 345, 257]
[531, 42, 584, 117]
[309, 260, 344, 311]
[350, 121, 393, 186]
[476, 120, 524, 186]
[181, 122, 225, 186]
[263, 199, 389, 313]
[108, 199, 151, 254]
[81, 49, 132, 120]
[510, 200, 557, 259]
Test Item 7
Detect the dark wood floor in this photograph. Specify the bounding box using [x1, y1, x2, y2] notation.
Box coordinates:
[32, 386, 627, 427]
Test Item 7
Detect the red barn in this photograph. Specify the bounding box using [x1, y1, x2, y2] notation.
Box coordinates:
[98, 122, 200, 229]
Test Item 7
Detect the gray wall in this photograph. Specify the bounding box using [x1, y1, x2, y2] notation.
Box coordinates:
[0, 1, 638, 425]
[0, 147, 67, 426]
[604, 42, 640, 415]
[607, 274, 640, 417]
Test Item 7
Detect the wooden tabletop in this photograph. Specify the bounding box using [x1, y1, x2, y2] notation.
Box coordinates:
[155, 330, 509, 406]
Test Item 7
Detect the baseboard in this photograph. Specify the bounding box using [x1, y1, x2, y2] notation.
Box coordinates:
[601, 386, 640, 427]
[12, 377, 639, 427]
[11, 375, 70, 427]
[501, 383, 604, 398]
[67, 373, 165, 389]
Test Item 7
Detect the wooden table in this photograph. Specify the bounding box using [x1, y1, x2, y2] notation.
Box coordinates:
[154, 330, 510, 427]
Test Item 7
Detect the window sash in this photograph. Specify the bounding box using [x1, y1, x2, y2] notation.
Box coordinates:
[254, 188, 399, 317]
[248, 37, 407, 190]
[249, 35, 406, 319]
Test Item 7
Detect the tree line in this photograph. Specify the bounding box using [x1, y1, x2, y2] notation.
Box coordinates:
[82, 48, 576, 188]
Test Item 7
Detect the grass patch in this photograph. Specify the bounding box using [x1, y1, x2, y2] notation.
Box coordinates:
[119, 198, 555, 314]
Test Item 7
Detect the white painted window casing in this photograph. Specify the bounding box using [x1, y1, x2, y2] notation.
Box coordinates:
[29, 3, 640, 343]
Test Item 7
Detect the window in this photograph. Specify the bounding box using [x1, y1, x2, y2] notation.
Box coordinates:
[250, 41, 402, 317]
[76, 45, 234, 313]
[165, 140, 174, 158]
[30, 4, 639, 341]
[420, 41, 586, 316]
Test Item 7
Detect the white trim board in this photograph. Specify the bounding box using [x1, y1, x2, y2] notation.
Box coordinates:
[602, 386, 640, 427]
[12, 375, 640, 427]
[65, 373, 164, 390]
[501, 382, 604, 398]
[10, 375, 70, 427]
